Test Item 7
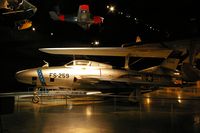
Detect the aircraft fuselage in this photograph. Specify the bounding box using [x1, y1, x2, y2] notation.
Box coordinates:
[15, 60, 178, 90]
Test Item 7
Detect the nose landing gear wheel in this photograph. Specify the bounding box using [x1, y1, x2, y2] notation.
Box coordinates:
[32, 96, 40, 103]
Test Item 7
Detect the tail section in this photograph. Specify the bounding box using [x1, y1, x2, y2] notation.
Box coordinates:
[140, 58, 179, 75]
[181, 63, 200, 82]
[160, 58, 180, 70]
[181, 56, 200, 82]
[140, 51, 181, 75]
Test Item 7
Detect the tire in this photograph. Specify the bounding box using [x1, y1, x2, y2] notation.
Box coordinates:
[32, 96, 40, 103]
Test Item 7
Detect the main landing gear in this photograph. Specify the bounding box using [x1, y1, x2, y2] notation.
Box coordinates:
[128, 88, 141, 103]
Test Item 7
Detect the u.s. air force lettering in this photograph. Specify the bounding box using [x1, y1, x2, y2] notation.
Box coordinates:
[49, 73, 69, 78]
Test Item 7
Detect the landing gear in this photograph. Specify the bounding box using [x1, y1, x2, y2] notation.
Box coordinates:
[32, 96, 40, 103]
[32, 87, 40, 103]
[128, 88, 141, 103]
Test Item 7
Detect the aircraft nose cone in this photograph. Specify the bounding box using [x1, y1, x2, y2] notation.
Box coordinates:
[15, 69, 37, 84]
[15, 70, 27, 83]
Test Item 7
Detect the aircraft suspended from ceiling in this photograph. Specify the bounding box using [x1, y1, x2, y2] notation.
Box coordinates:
[0, 0, 37, 30]
[49, 4, 104, 30]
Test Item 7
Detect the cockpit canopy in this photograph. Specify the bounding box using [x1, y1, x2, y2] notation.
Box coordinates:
[64, 60, 112, 69]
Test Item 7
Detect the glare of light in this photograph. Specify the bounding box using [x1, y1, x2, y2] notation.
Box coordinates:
[126, 14, 131, 18]
[86, 91, 101, 95]
[65, 100, 73, 110]
[91, 40, 100, 46]
[110, 6, 115, 12]
[118, 11, 123, 15]
[32, 27, 36, 31]
[146, 97, 151, 105]
[50, 32, 54, 36]
[66, 66, 102, 75]
[94, 41, 99, 45]
[74, 18, 78, 21]
[86, 106, 93, 116]
[194, 115, 200, 125]
[134, 17, 139, 24]
[178, 95, 182, 103]
[108, 5, 115, 12]
[174, 72, 180, 76]
[136, 36, 142, 43]
[106, 5, 110, 9]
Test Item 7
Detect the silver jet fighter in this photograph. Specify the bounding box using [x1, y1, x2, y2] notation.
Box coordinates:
[15, 59, 180, 103]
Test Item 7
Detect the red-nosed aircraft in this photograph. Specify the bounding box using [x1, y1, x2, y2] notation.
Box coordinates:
[49, 4, 104, 30]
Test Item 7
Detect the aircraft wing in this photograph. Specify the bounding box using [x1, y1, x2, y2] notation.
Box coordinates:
[76, 77, 177, 87]
[74, 74, 179, 89]
[49, 11, 78, 22]
[2, 10, 25, 15]
[39, 43, 172, 58]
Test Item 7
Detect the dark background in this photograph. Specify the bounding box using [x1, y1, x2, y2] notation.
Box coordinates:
[0, 0, 200, 92]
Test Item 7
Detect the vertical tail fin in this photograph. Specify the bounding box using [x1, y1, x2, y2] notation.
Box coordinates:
[140, 51, 181, 74]
[160, 58, 180, 70]
[160, 50, 183, 70]
[181, 63, 200, 82]
[181, 56, 200, 82]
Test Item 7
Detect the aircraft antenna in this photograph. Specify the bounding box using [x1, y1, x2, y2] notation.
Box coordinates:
[42, 60, 49, 67]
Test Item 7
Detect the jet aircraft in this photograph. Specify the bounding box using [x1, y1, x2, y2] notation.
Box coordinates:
[0, 0, 37, 30]
[49, 4, 104, 30]
[15, 57, 181, 103]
